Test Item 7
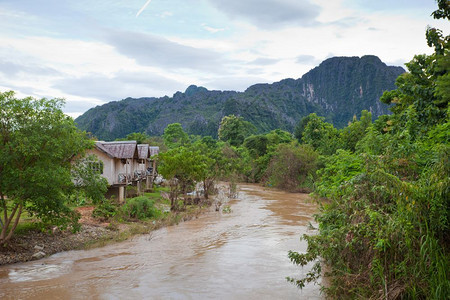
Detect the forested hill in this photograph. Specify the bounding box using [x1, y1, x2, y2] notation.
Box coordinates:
[75, 55, 404, 140]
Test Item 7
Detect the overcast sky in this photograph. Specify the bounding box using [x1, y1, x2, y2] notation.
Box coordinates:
[1, 0, 448, 118]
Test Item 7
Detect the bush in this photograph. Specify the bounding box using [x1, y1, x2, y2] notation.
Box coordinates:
[264, 143, 318, 191]
[121, 196, 161, 220]
[92, 199, 117, 221]
[315, 149, 364, 198]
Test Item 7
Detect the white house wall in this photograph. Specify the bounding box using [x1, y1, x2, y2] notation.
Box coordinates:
[85, 148, 115, 185]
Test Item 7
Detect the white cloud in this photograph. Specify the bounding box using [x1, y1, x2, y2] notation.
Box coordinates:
[103, 29, 230, 72]
[202, 24, 225, 34]
[53, 71, 184, 101]
[206, 0, 321, 29]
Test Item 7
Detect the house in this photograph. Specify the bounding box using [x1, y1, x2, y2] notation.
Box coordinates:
[137, 144, 159, 190]
[85, 141, 159, 202]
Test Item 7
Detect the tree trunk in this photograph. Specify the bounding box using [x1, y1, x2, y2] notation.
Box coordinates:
[0, 202, 23, 244]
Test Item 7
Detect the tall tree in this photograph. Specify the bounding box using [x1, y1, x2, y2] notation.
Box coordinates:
[0, 91, 93, 243]
[162, 123, 190, 149]
[301, 113, 341, 155]
[218, 115, 255, 147]
[157, 147, 209, 210]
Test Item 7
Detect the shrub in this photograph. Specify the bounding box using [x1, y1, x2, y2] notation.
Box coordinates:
[121, 196, 161, 220]
[264, 143, 318, 191]
[92, 199, 117, 221]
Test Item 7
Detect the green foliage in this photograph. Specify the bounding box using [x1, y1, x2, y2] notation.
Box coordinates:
[315, 150, 364, 198]
[117, 132, 150, 144]
[290, 6, 450, 297]
[121, 196, 161, 220]
[71, 155, 109, 204]
[92, 198, 117, 221]
[0, 91, 92, 243]
[264, 143, 319, 191]
[243, 135, 269, 158]
[158, 146, 210, 210]
[163, 123, 190, 149]
[301, 113, 342, 155]
[294, 114, 315, 142]
[340, 110, 372, 152]
[218, 115, 256, 147]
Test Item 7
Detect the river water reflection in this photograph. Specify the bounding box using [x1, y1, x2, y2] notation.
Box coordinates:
[0, 184, 322, 299]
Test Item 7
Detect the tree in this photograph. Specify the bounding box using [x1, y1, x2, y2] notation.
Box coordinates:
[294, 114, 315, 142]
[0, 91, 93, 243]
[264, 142, 318, 191]
[243, 135, 269, 158]
[191, 137, 222, 199]
[71, 155, 109, 204]
[380, 2, 448, 133]
[301, 113, 341, 155]
[340, 110, 372, 152]
[117, 132, 150, 144]
[218, 115, 255, 147]
[157, 147, 209, 210]
[162, 123, 190, 149]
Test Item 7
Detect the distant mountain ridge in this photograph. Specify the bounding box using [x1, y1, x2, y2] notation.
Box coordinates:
[75, 55, 405, 140]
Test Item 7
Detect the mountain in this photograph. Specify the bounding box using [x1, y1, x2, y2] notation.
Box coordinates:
[75, 55, 405, 140]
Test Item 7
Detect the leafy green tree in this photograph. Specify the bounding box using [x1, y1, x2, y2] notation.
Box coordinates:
[157, 147, 209, 210]
[242, 129, 294, 182]
[315, 149, 364, 198]
[117, 132, 150, 144]
[380, 3, 448, 133]
[243, 135, 269, 158]
[294, 114, 316, 142]
[71, 155, 109, 204]
[301, 113, 341, 155]
[191, 137, 223, 199]
[264, 142, 319, 191]
[218, 115, 255, 147]
[0, 91, 93, 243]
[162, 123, 190, 149]
[265, 129, 294, 147]
[340, 110, 372, 152]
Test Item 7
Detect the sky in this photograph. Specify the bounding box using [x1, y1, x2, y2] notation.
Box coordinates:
[0, 0, 448, 118]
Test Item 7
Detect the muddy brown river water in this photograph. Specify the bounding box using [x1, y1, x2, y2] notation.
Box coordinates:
[0, 184, 322, 299]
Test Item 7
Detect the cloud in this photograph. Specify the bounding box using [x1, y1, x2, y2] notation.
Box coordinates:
[247, 57, 280, 65]
[343, 0, 436, 12]
[0, 59, 60, 77]
[63, 99, 106, 115]
[206, 0, 321, 29]
[53, 71, 184, 101]
[104, 29, 228, 72]
[295, 55, 318, 64]
[202, 24, 225, 33]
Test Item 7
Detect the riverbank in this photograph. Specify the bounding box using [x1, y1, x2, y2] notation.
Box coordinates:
[0, 204, 211, 266]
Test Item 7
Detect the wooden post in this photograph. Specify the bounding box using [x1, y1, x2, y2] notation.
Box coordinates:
[146, 176, 151, 190]
[118, 186, 125, 204]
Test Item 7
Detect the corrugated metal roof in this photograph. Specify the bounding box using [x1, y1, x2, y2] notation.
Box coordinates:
[149, 146, 160, 157]
[95, 141, 138, 159]
[137, 144, 150, 159]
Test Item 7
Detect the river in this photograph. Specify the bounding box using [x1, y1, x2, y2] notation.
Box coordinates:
[0, 184, 322, 299]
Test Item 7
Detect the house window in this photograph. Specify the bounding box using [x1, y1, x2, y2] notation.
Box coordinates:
[89, 160, 104, 175]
